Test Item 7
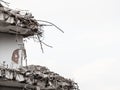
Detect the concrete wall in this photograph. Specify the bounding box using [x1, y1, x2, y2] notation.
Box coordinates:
[0, 33, 23, 69]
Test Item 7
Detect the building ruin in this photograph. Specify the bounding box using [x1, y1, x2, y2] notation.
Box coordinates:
[0, 1, 79, 90]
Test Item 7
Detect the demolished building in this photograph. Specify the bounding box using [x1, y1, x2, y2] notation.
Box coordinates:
[0, 1, 79, 90]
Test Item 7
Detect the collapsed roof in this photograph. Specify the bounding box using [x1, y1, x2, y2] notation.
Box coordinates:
[0, 3, 42, 37]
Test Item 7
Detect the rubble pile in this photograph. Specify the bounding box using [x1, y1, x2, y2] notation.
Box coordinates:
[20, 65, 79, 90]
[0, 65, 79, 90]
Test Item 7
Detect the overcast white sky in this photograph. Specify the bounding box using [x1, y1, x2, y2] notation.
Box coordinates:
[5, 0, 120, 90]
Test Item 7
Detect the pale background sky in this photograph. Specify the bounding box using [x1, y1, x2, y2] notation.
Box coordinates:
[5, 0, 120, 90]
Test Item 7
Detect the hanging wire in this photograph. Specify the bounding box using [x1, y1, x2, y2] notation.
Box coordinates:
[35, 20, 64, 52]
[37, 20, 64, 33]
[36, 26, 54, 53]
[41, 41, 53, 48]
[37, 34, 44, 53]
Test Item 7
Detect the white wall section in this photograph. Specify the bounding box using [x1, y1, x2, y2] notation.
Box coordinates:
[0, 33, 23, 69]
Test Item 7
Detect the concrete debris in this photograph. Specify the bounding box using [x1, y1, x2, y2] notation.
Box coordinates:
[0, 2, 42, 37]
[0, 65, 79, 90]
